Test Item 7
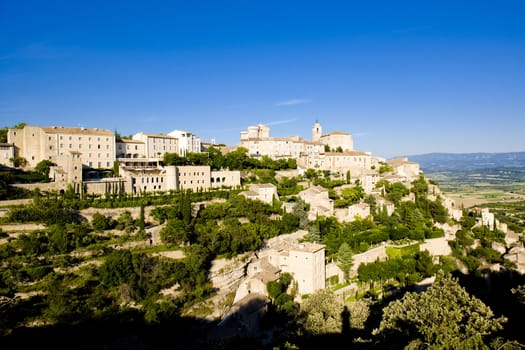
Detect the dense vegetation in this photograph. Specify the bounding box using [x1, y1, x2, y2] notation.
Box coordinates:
[1, 163, 525, 349]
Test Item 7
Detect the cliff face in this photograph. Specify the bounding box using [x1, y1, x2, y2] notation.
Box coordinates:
[206, 253, 252, 320]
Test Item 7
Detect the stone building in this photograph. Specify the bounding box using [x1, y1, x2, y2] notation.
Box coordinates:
[386, 157, 421, 181]
[240, 183, 279, 204]
[0, 143, 15, 166]
[132, 132, 178, 159]
[116, 139, 146, 158]
[298, 185, 334, 220]
[8, 125, 116, 169]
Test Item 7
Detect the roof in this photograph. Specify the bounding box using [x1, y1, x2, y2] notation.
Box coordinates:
[42, 126, 113, 136]
[387, 157, 419, 165]
[240, 190, 259, 197]
[240, 136, 307, 143]
[117, 139, 144, 144]
[290, 241, 325, 253]
[325, 151, 370, 156]
[134, 133, 178, 139]
[321, 130, 350, 136]
[302, 185, 328, 193]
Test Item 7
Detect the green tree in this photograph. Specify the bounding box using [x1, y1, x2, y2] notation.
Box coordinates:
[115, 210, 136, 233]
[301, 288, 342, 335]
[373, 271, 507, 349]
[337, 242, 353, 282]
[414, 250, 435, 277]
[99, 249, 135, 287]
[10, 156, 27, 168]
[292, 198, 309, 229]
[34, 160, 54, 180]
[91, 212, 114, 232]
[0, 127, 7, 143]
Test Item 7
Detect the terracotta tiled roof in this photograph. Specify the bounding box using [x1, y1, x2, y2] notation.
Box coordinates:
[42, 126, 113, 136]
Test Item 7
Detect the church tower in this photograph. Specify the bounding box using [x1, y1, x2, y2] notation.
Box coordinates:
[312, 121, 322, 142]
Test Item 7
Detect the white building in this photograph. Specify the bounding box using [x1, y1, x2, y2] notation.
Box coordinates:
[168, 129, 202, 156]
[116, 139, 146, 159]
[132, 132, 178, 159]
[240, 183, 279, 204]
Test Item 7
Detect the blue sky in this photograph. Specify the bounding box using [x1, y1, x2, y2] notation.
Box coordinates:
[1, 0, 524, 159]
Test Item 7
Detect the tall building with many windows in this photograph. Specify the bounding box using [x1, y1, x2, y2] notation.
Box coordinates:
[132, 132, 178, 159]
[7, 125, 116, 169]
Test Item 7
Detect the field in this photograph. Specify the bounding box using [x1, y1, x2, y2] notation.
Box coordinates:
[424, 167, 525, 208]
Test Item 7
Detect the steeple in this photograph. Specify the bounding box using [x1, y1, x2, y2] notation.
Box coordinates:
[312, 121, 322, 142]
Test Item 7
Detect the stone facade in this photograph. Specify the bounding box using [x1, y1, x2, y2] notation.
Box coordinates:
[210, 170, 241, 189]
[240, 183, 279, 204]
[116, 139, 146, 158]
[346, 202, 371, 221]
[132, 132, 178, 159]
[8, 125, 116, 169]
[386, 157, 421, 181]
[298, 185, 334, 220]
[0, 143, 15, 166]
[319, 131, 353, 152]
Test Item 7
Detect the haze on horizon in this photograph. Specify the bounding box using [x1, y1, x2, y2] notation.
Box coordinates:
[1, 1, 524, 159]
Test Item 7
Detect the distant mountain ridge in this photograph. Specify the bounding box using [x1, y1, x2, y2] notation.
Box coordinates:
[402, 152, 525, 171]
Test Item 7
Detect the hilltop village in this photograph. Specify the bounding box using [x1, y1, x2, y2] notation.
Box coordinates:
[1, 121, 524, 348]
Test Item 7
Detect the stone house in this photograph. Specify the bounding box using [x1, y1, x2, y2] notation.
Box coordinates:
[298, 185, 334, 220]
[239, 183, 279, 204]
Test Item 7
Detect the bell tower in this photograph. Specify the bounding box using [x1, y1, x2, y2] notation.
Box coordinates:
[312, 121, 322, 142]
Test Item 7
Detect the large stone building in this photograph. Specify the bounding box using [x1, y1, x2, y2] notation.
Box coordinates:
[116, 158, 241, 195]
[132, 132, 178, 159]
[312, 121, 353, 152]
[116, 139, 146, 159]
[8, 125, 116, 169]
[239, 122, 382, 176]
[236, 231, 326, 300]
[239, 123, 324, 160]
